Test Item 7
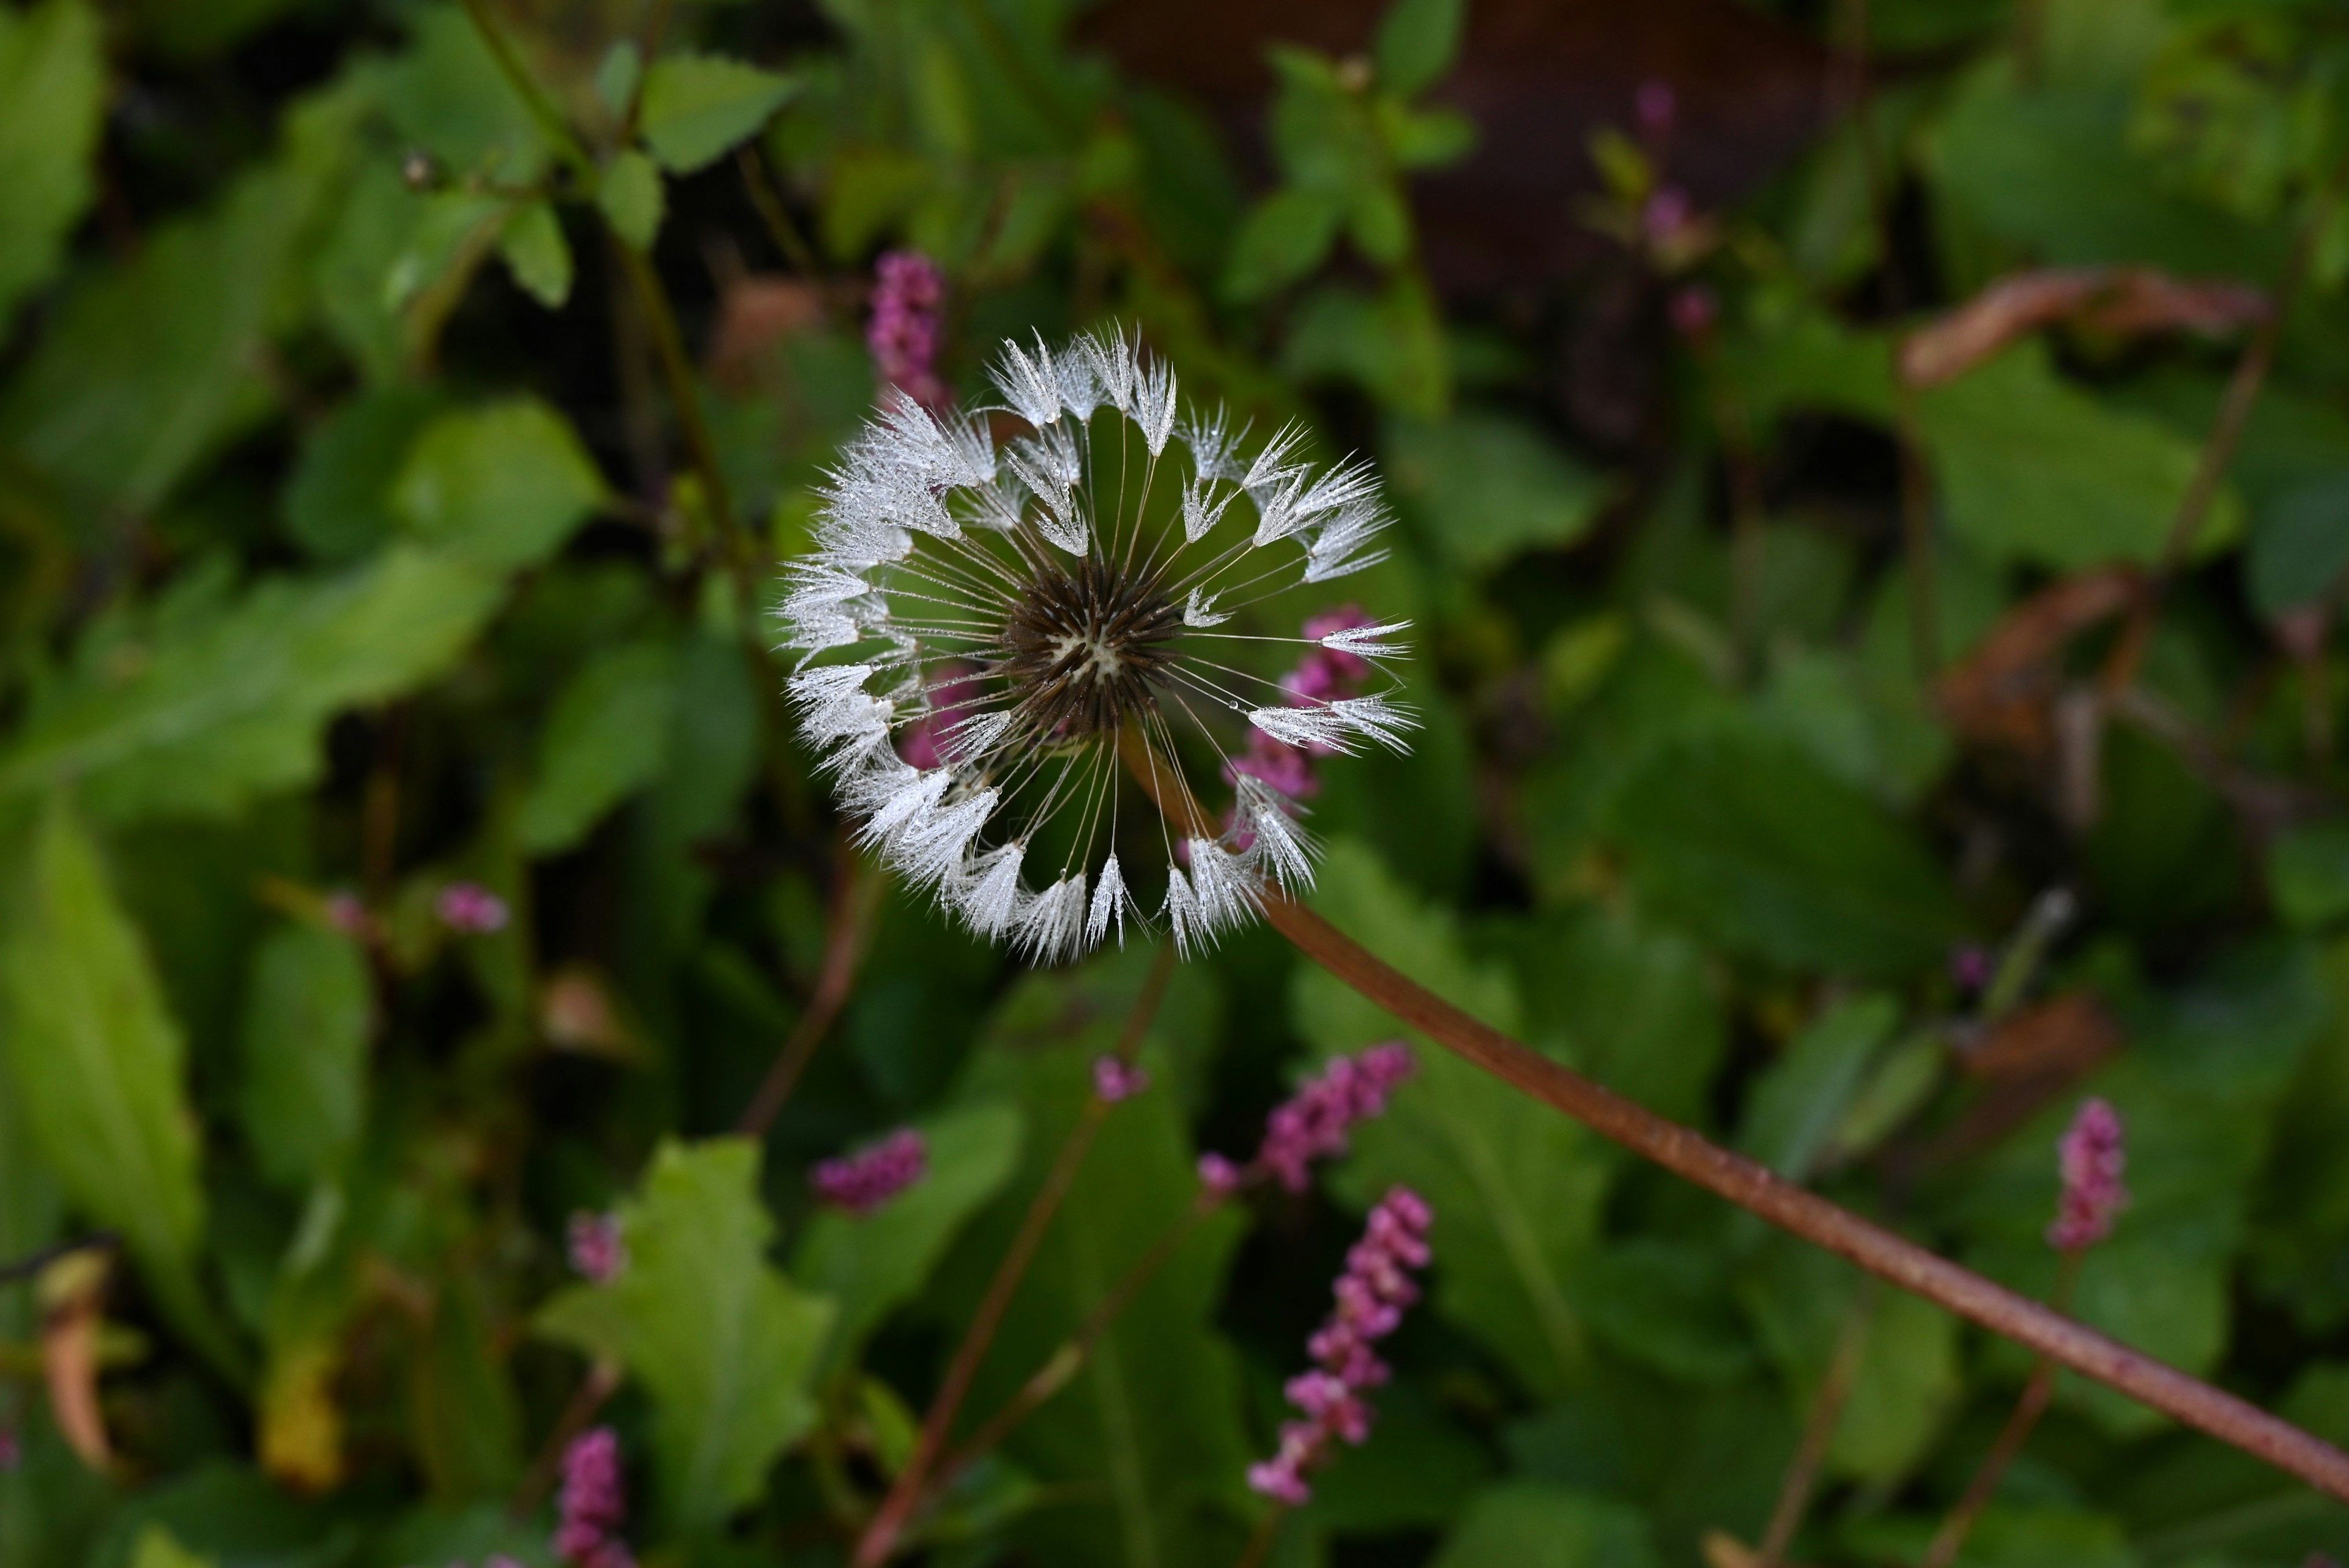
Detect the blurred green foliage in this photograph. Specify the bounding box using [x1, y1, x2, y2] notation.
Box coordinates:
[5, 0, 2349, 1564]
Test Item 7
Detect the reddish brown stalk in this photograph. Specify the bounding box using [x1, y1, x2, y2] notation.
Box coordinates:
[739, 846, 882, 1138]
[1917, 1257, 2081, 1568]
[1234, 1502, 1290, 1568]
[850, 942, 1179, 1566]
[509, 1356, 622, 1520]
[1114, 734, 2349, 1503]
[1756, 1281, 1879, 1566]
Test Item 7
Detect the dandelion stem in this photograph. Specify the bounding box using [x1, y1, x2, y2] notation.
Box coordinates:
[850, 941, 1179, 1566]
[739, 844, 881, 1137]
[1111, 735, 2349, 1504]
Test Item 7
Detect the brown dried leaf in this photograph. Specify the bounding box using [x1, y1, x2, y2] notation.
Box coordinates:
[1899, 267, 2269, 388]
[37, 1249, 112, 1473]
[1960, 992, 2123, 1080]
[707, 275, 826, 395]
[540, 964, 636, 1058]
[1935, 568, 2142, 756]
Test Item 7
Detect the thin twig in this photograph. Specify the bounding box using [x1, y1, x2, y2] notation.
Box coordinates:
[1918, 1256, 2082, 1568]
[1234, 1501, 1290, 1568]
[1112, 734, 2349, 1503]
[739, 845, 882, 1138]
[455, 0, 595, 181]
[611, 237, 743, 548]
[509, 1356, 622, 1520]
[850, 942, 1180, 1566]
[0, 1233, 117, 1288]
[737, 146, 824, 277]
[1757, 1280, 1879, 1566]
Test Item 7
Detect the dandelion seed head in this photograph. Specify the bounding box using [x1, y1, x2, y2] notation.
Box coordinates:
[781, 327, 1413, 961]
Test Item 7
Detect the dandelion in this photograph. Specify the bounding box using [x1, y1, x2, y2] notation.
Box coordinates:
[436, 881, 510, 934]
[868, 250, 947, 412]
[566, 1210, 626, 1284]
[555, 1427, 636, 1568]
[1093, 1055, 1151, 1102]
[779, 327, 1416, 961]
[1247, 1186, 1432, 1504]
[812, 1128, 928, 1215]
[2049, 1097, 2127, 1252]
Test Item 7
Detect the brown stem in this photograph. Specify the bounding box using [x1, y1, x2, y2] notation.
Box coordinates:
[2106, 150, 2349, 693]
[1757, 1280, 1880, 1566]
[932, 1187, 1223, 1493]
[738, 845, 881, 1138]
[1234, 1502, 1290, 1568]
[849, 943, 1179, 1566]
[1918, 1258, 2082, 1568]
[1110, 734, 2349, 1503]
[509, 1356, 622, 1519]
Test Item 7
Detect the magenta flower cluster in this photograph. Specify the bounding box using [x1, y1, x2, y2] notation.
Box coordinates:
[1248, 1187, 1433, 1505]
[1228, 606, 1379, 800]
[1093, 1055, 1151, 1103]
[567, 1209, 626, 1285]
[555, 1427, 636, 1568]
[812, 1128, 929, 1215]
[1200, 1041, 1416, 1197]
[867, 250, 946, 411]
[2049, 1096, 2128, 1252]
[436, 881, 510, 934]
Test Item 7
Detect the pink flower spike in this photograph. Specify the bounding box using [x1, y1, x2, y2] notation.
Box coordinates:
[1094, 1055, 1151, 1103]
[868, 250, 948, 411]
[436, 881, 510, 935]
[812, 1128, 929, 1216]
[1254, 1042, 1417, 1193]
[555, 1427, 636, 1568]
[567, 1210, 626, 1284]
[1246, 1187, 1432, 1504]
[2049, 1097, 2128, 1252]
[1198, 1153, 1243, 1195]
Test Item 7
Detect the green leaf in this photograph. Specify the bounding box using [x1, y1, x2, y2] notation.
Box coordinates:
[1294, 839, 1608, 1399]
[0, 801, 237, 1374]
[636, 52, 798, 173]
[538, 1140, 834, 1536]
[598, 149, 666, 250]
[1283, 277, 1452, 417]
[0, 0, 106, 322]
[1374, 0, 1466, 98]
[789, 1102, 1023, 1383]
[378, 4, 546, 179]
[390, 398, 606, 570]
[0, 1030, 61, 1348]
[236, 923, 371, 1190]
[516, 639, 678, 855]
[1223, 186, 1345, 301]
[2271, 822, 2349, 929]
[1737, 994, 1898, 1181]
[0, 547, 505, 825]
[1580, 1241, 1755, 1384]
[1913, 341, 2243, 570]
[2249, 475, 2349, 616]
[940, 949, 1253, 1568]
[130, 1526, 215, 1568]
[283, 383, 448, 563]
[1610, 727, 1965, 978]
[496, 198, 573, 308]
[1430, 1483, 1658, 1568]
[1384, 409, 1612, 574]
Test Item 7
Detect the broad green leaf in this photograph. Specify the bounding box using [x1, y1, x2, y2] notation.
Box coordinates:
[2271, 822, 2349, 929]
[1430, 1483, 1657, 1568]
[1737, 994, 1898, 1181]
[0, 547, 505, 824]
[1294, 839, 1608, 1399]
[1610, 726, 1964, 979]
[517, 639, 678, 855]
[236, 923, 371, 1190]
[0, 801, 236, 1374]
[1579, 1240, 1755, 1384]
[2249, 476, 2349, 615]
[283, 383, 448, 564]
[0, 0, 106, 322]
[940, 949, 1253, 1568]
[1503, 904, 1726, 1128]
[1384, 410, 1612, 574]
[1223, 186, 1345, 301]
[391, 398, 607, 570]
[637, 53, 798, 173]
[599, 149, 666, 250]
[1283, 277, 1452, 417]
[1304, 1381, 1491, 1533]
[1374, 0, 1466, 98]
[1841, 1504, 2136, 1568]
[1913, 342, 2243, 570]
[495, 198, 573, 308]
[538, 1140, 834, 1536]
[0, 1039, 61, 1347]
[130, 1527, 215, 1568]
[378, 4, 546, 179]
[789, 1101, 1023, 1382]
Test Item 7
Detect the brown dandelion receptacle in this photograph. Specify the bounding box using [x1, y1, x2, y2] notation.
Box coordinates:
[998, 560, 1184, 740]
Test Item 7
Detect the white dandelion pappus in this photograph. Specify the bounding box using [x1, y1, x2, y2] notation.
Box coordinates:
[779, 327, 1415, 960]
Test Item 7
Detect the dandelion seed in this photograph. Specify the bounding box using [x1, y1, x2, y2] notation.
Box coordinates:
[778, 327, 1414, 960]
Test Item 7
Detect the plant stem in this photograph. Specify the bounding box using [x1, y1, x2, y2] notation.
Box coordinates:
[509, 1356, 622, 1519]
[737, 147, 823, 277]
[849, 942, 1179, 1566]
[456, 0, 595, 182]
[738, 844, 881, 1137]
[1111, 734, 2349, 1503]
[1917, 1256, 2082, 1568]
[1234, 1503, 1290, 1568]
[1756, 1280, 1879, 1566]
[611, 237, 743, 549]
